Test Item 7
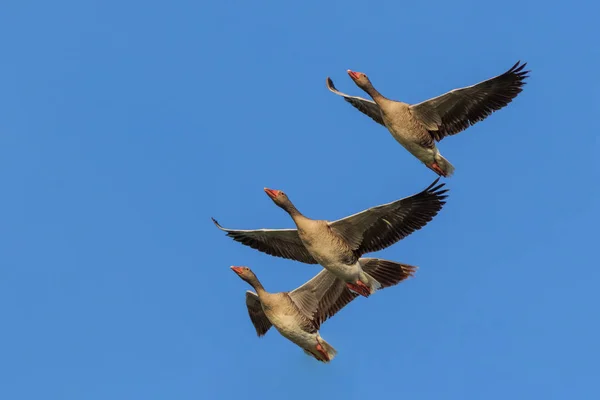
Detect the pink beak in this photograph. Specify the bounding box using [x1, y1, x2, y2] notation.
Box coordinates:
[347, 70, 361, 80]
[264, 188, 279, 199]
[230, 266, 245, 275]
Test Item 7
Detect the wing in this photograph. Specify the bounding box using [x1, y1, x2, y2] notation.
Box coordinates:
[409, 61, 530, 141]
[326, 77, 385, 126]
[328, 178, 448, 256]
[245, 291, 272, 337]
[289, 260, 417, 329]
[289, 269, 358, 329]
[212, 218, 318, 264]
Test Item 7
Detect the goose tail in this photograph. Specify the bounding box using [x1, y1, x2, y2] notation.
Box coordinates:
[303, 335, 337, 363]
[359, 258, 418, 294]
[432, 153, 455, 177]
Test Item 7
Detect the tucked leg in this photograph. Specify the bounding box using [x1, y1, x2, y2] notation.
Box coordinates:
[315, 343, 330, 362]
[429, 162, 447, 177]
[346, 281, 371, 297]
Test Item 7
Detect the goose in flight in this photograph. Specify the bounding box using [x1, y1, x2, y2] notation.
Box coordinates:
[214, 178, 447, 297]
[231, 260, 416, 362]
[326, 61, 529, 177]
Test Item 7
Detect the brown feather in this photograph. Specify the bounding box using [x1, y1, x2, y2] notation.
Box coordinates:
[410, 61, 530, 141]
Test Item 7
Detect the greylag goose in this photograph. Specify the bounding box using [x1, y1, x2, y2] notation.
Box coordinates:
[214, 178, 447, 297]
[231, 260, 416, 362]
[326, 61, 530, 177]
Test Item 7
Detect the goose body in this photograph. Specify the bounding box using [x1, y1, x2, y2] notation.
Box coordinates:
[257, 292, 328, 359]
[292, 217, 381, 293]
[327, 61, 530, 177]
[378, 102, 440, 167]
[231, 261, 416, 362]
[293, 218, 360, 281]
[215, 178, 447, 297]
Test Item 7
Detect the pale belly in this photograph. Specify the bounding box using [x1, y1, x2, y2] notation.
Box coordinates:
[296, 222, 362, 282]
[266, 310, 317, 350]
[303, 243, 361, 282]
[384, 119, 436, 163]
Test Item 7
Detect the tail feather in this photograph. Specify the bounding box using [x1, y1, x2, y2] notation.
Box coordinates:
[434, 153, 455, 177]
[359, 258, 417, 293]
[318, 337, 337, 362]
[303, 336, 337, 363]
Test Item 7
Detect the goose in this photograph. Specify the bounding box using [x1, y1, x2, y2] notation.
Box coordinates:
[231, 260, 416, 362]
[326, 61, 530, 177]
[214, 178, 447, 297]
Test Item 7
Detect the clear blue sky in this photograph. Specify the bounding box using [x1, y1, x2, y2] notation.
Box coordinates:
[1, 0, 598, 399]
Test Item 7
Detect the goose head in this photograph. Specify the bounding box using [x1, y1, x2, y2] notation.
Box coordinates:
[263, 188, 295, 212]
[231, 266, 259, 286]
[347, 69, 373, 90]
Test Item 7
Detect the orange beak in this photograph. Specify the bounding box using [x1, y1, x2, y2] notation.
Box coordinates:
[347, 70, 362, 80]
[264, 188, 279, 199]
[230, 266, 245, 275]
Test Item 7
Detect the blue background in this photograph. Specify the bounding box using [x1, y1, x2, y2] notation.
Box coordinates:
[1, 0, 598, 399]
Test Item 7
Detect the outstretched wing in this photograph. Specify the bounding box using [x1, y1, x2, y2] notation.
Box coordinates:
[288, 269, 358, 329]
[245, 291, 272, 337]
[328, 178, 448, 256]
[212, 218, 318, 264]
[410, 61, 529, 141]
[326, 77, 385, 126]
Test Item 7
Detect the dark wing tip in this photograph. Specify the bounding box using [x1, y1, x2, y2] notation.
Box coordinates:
[326, 76, 338, 92]
[425, 182, 449, 209]
[508, 60, 530, 81]
[509, 60, 525, 71]
[431, 184, 448, 194]
[423, 177, 441, 191]
[424, 178, 448, 196]
[211, 217, 227, 231]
